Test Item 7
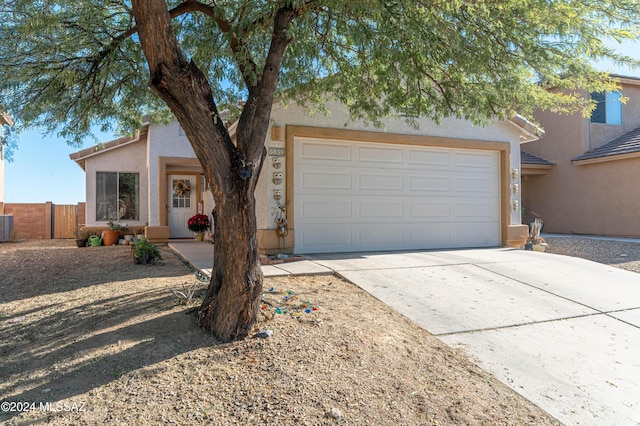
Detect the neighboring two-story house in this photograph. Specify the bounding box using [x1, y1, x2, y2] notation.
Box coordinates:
[522, 75, 640, 237]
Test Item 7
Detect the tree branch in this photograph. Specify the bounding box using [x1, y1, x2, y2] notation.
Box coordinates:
[236, 5, 299, 161]
[131, 0, 235, 186]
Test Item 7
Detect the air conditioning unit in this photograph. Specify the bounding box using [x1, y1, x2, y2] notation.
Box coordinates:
[0, 215, 13, 242]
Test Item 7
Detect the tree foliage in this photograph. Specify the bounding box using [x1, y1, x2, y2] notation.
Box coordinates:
[1, 0, 638, 340]
[1, 0, 638, 140]
[1, 124, 17, 162]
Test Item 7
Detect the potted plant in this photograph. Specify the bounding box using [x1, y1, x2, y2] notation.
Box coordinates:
[187, 214, 210, 241]
[103, 220, 128, 246]
[74, 229, 89, 247]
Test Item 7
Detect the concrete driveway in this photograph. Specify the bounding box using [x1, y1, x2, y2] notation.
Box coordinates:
[307, 248, 640, 425]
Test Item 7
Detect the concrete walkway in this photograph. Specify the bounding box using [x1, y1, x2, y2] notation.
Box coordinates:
[169, 241, 640, 425]
[168, 241, 333, 278]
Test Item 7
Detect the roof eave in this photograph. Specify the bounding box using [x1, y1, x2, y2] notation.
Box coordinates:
[0, 112, 14, 127]
[572, 150, 640, 165]
[521, 164, 554, 176]
[509, 115, 544, 144]
[69, 125, 148, 171]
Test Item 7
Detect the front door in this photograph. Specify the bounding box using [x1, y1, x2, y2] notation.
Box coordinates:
[168, 175, 197, 238]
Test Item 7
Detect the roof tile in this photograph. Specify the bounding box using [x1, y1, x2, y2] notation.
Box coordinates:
[573, 126, 640, 162]
[521, 151, 554, 166]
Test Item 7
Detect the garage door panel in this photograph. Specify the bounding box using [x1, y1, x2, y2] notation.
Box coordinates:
[408, 149, 452, 167]
[455, 176, 499, 193]
[409, 225, 453, 247]
[299, 199, 352, 220]
[358, 146, 403, 164]
[455, 223, 500, 246]
[300, 170, 352, 190]
[299, 139, 352, 161]
[294, 137, 501, 253]
[409, 201, 452, 218]
[299, 227, 353, 249]
[455, 200, 499, 219]
[357, 173, 404, 191]
[409, 175, 451, 192]
[454, 152, 498, 168]
[358, 202, 404, 218]
[358, 224, 406, 247]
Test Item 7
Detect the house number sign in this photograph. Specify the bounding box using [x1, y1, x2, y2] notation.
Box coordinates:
[268, 147, 285, 157]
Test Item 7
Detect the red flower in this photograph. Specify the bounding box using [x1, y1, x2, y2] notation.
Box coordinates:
[187, 214, 210, 233]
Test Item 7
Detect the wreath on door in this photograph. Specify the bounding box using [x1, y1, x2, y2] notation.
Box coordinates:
[173, 180, 191, 197]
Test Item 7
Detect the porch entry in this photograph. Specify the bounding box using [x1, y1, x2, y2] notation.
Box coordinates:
[168, 174, 197, 238]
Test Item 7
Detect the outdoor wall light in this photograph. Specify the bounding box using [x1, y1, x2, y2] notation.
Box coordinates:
[271, 125, 283, 142]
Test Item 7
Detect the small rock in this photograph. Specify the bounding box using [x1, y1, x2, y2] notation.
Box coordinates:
[327, 407, 344, 420]
[256, 329, 273, 338]
[42, 388, 51, 394]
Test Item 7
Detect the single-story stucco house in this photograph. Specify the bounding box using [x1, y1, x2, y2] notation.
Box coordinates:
[522, 74, 640, 237]
[71, 100, 539, 254]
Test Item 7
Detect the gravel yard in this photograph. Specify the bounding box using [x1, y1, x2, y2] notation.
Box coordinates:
[0, 239, 560, 425]
[545, 235, 640, 274]
[1, 236, 636, 425]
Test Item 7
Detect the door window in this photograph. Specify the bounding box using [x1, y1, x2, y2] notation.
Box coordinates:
[172, 179, 192, 208]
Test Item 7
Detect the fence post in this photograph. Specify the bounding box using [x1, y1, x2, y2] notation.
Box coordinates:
[46, 201, 53, 239]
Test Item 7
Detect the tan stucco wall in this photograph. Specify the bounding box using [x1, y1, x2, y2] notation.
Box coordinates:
[256, 100, 526, 253]
[84, 140, 149, 226]
[525, 81, 640, 236]
[589, 84, 640, 150]
[148, 121, 202, 226]
[523, 156, 640, 236]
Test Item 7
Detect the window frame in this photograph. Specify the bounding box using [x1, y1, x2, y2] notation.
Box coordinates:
[590, 91, 622, 125]
[95, 171, 140, 222]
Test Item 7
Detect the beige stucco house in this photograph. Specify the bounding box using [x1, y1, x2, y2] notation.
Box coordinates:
[71, 100, 538, 254]
[522, 75, 640, 237]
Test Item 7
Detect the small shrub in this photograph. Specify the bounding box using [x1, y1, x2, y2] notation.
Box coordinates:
[107, 220, 128, 232]
[132, 239, 162, 264]
[171, 282, 197, 305]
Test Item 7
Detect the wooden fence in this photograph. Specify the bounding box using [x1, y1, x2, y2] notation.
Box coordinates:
[53, 204, 78, 238]
[0, 202, 85, 239]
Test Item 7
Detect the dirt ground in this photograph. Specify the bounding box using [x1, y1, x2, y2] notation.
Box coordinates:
[0, 240, 562, 425]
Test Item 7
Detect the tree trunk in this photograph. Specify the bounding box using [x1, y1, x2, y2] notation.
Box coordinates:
[131, 0, 295, 342]
[199, 188, 263, 341]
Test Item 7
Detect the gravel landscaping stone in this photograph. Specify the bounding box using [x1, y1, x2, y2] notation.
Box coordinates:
[0, 239, 559, 425]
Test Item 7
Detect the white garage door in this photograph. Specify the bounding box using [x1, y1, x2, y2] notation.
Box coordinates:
[294, 137, 501, 254]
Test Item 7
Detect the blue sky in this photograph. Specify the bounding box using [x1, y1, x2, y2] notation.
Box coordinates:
[3, 40, 640, 204]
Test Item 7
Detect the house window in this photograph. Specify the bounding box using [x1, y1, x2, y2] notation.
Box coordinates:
[96, 172, 140, 221]
[590, 91, 622, 125]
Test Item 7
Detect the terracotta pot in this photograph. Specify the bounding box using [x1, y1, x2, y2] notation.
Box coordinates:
[102, 230, 120, 246]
